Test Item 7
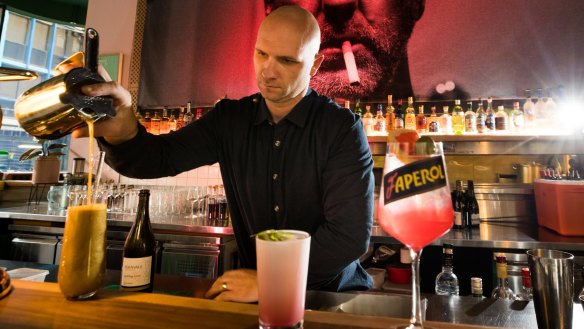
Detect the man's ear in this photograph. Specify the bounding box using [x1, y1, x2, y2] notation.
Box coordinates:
[412, 0, 425, 22]
[310, 53, 325, 76]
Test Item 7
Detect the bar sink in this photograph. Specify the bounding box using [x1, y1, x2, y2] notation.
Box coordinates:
[305, 290, 426, 318]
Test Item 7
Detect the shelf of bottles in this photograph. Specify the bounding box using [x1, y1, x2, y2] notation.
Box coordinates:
[359, 94, 584, 156]
[136, 102, 211, 135]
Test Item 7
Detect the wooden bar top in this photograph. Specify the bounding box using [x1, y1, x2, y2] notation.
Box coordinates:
[0, 280, 501, 329]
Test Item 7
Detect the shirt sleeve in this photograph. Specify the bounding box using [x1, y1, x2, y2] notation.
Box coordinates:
[97, 108, 222, 179]
[307, 112, 374, 290]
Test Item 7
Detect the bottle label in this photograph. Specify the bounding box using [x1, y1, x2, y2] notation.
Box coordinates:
[383, 156, 447, 205]
[496, 262, 508, 279]
[121, 256, 152, 287]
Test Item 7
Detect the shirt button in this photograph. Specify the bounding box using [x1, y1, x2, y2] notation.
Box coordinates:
[274, 140, 281, 147]
[274, 205, 280, 212]
[272, 173, 278, 180]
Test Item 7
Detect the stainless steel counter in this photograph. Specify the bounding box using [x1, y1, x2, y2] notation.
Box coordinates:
[0, 204, 234, 236]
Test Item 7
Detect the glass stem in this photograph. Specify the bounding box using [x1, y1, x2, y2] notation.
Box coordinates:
[410, 248, 423, 328]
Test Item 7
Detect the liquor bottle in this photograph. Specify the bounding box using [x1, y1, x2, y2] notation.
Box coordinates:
[168, 111, 177, 132]
[136, 111, 145, 128]
[150, 112, 161, 135]
[515, 267, 533, 301]
[176, 106, 185, 130]
[495, 105, 508, 131]
[385, 95, 396, 131]
[523, 89, 535, 128]
[451, 99, 465, 134]
[375, 104, 386, 134]
[195, 107, 203, 120]
[121, 189, 156, 292]
[465, 180, 480, 226]
[491, 255, 515, 300]
[475, 98, 487, 133]
[534, 88, 546, 128]
[184, 102, 194, 125]
[453, 180, 466, 230]
[485, 97, 496, 131]
[160, 107, 170, 134]
[510, 101, 524, 132]
[394, 99, 405, 129]
[353, 99, 364, 118]
[464, 101, 477, 133]
[143, 112, 151, 133]
[544, 90, 557, 129]
[471, 277, 484, 298]
[426, 106, 440, 133]
[441, 106, 453, 134]
[404, 97, 416, 130]
[416, 105, 427, 133]
[363, 105, 375, 135]
[435, 243, 460, 296]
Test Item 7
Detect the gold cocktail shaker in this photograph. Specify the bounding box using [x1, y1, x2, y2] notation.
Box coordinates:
[14, 28, 115, 140]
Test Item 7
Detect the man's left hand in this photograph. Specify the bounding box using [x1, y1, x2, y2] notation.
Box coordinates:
[204, 269, 258, 303]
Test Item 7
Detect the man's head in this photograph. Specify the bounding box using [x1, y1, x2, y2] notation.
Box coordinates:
[265, 0, 425, 100]
[254, 5, 324, 110]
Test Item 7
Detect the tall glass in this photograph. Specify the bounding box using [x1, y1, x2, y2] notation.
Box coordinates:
[377, 142, 453, 328]
[256, 230, 311, 329]
[58, 203, 107, 299]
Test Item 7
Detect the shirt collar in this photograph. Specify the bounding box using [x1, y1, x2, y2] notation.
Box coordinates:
[253, 88, 314, 128]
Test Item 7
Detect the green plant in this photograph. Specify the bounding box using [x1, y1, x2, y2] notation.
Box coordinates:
[18, 139, 67, 161]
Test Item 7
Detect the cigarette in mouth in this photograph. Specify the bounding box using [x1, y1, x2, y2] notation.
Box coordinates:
[342, 41, 361, 86]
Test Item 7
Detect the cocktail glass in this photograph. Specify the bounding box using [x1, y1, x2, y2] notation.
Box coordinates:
[256, 230, 311, 329]
[377, 142, 453, 328]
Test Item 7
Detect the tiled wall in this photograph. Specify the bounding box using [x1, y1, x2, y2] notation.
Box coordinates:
[117, 163, 223, 187]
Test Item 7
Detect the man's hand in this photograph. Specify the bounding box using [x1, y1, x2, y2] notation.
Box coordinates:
[71, 65, 139, 145]
[204, 269, 258, 303]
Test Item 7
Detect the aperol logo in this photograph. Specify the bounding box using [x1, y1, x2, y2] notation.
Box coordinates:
[383, 157, 447, 205]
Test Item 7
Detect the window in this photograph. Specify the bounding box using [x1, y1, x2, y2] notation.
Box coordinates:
[0, 10, 83, 173]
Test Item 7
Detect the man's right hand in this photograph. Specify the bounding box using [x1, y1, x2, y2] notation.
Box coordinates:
[71, 65, 139, 146]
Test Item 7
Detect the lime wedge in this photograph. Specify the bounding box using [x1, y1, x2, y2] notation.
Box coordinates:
[414, 136, 436, 155]
[257, 230, 294, 241]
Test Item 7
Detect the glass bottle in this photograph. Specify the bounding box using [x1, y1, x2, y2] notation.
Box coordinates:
[485, 97, 496, 131]
[491, 255, 515, 300]
[375, 104, 386, 135]
[435, 243, 460, 296]
[394, 99, 405, 129]
[441, 106, 453, 134]
[464, 101, 477, 133]
[453, 180, 466, 230]
[404, 96, 416, 130]
[363, 104, 375, 135]
[465, 180, 480, 227]
[451, 99, 465, 134]
[184, 101, 194, 125]
[344, 100, 350, 110]
[544, 89, 558, 129]
[426, 106, 440, 132]
[515, 267, 533, 301]
[471, 277, 484, 298]
[495, 105, 508, 131]
[510, 101, 524, 132]
[416, 105, 427, 133]
[150, 112, 161, 135]
[121, 189, 156, 292]
[385, 95, 395, 131]
[160, 107, 170, 134]
[523, 89, 535, 129]
[168, 111, 177, 132]
[353, 99, 364, 118]
[475, 98, 487, 133]
[534, 88, 546, 128]
[176, 106, 185, 130]
[195, 107, 203, 120]
[143, 112, 151, 133]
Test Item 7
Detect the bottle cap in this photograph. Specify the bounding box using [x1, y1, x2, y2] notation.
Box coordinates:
[471, 277, 483, 288]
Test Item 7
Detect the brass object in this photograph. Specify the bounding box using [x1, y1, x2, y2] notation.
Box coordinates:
[0, 67, 39, 82]
[0, 268, 12, 300]
[14, 28, 115, 140]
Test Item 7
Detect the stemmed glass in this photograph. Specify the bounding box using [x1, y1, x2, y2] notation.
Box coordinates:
[377, 142, 454, 329]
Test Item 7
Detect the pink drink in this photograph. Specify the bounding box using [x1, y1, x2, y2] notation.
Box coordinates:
[378, 186, 453, 252]
[256, 230, 311, 328]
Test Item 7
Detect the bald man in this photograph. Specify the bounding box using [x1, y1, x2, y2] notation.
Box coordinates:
[79, 5, 374, 302]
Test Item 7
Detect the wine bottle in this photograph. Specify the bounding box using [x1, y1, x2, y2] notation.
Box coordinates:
[491, 255, 515, 300]
[121, 189, 156, 292]
[453, 180, 466, 230]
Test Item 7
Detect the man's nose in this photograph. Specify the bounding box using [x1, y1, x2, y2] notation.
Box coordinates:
[261, 58, 277, 79]
[322, 0, 358, 26]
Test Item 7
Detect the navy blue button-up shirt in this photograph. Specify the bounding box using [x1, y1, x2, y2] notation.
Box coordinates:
[99, 89, 374, 291]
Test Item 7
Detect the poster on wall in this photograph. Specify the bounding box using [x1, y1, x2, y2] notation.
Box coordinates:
[139, 0, 584, 107]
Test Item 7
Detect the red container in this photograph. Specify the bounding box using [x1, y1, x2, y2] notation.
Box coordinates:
[534, 180, 584, 236]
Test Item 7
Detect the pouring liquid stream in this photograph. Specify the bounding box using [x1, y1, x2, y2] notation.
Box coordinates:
[86, 120, 94, 205]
